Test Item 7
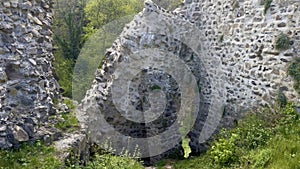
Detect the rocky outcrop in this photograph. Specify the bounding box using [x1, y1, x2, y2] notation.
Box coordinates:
[78, 0, 299, 159]
[0, 0, 60, 148]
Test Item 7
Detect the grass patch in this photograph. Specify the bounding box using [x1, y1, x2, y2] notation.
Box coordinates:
[275, 33, 291, 51]
[0, 141, 62, 169]
[55, 99, 80, 132]
[81, 153, 144, 169]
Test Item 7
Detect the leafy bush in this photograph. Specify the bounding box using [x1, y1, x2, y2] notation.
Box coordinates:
[210, 133, 238, 165]
[275, 33, 291, 51]
[288, 58, 300, 94]
[264, 0, 273, 14]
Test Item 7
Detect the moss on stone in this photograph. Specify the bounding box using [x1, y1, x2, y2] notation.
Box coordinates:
[275, 33, 291, 51]
[264, 0, 273, 14]
[288, 58, 300, 94]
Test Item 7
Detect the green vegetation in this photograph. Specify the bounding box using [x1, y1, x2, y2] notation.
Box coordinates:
[0, 141, 62, 169]
[0, 141, 144, 169]
[3, 0, 298, 168]
[210, 133, 238, 165]
[152, 0, 183, 11]
[84, 0, 143, 39]
[219, 34, 224, 43]
[158, 102, 300, 169]
[288, 58, 300, 94]
[53, 0, 85, 98]
[71, 140, 143, 169]
[264, 0, 273, 14]
[277, 90, 288, 108]
[55, 99, 80, 132]
[53, 49, 74, 97]
[182, 138, 191, 158]
[79, 153, 144, 169]
[53, 0, 184, 99]
[275, 33, 291, 51]
[1, 102, 299, 169]
[53, 0, 144, 99]
[151, 84, 162, 90]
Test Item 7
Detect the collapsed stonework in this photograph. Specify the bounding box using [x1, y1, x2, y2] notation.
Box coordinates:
[78, 0, 300, 159]
[0, 0, 61, 148]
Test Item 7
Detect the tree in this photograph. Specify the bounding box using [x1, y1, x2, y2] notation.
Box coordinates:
[53, 0, 86, 97]
[53, 0, 86, 61]
[83, 0, 143, 40]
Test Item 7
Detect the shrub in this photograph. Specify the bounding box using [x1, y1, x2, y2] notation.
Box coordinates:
[278, 102, 298, 127]
[275, 33, 291, 51]
[210, 133, 238, 165]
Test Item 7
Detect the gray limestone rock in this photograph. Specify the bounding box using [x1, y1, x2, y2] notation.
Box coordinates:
[0, 0, 61, 149]
[13, 125, 29, 142]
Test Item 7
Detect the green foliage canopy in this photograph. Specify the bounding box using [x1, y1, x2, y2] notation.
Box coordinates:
[84, 0, 143, 39]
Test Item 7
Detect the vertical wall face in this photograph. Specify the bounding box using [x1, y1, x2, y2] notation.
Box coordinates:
[181, 0, 300, 154]
[0, 0, 59, 148]
[181, 0, 300, 110]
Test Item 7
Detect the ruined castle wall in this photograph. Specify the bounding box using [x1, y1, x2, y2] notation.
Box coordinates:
[79, 0, 300, 157]
[182, 0, 300, 112]
[0, 0, 60, 148]
[182, 0, 300, 154]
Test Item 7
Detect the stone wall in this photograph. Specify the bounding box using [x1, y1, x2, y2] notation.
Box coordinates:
[180, 0, 300, 154]
[182, 0, 299, 111]
[0, 0, 60, 148]
[79, 0, 300, 158]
